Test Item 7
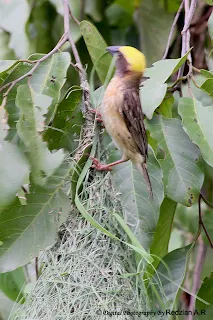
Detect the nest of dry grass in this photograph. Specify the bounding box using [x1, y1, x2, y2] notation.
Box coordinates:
[10, 166, 150, 320]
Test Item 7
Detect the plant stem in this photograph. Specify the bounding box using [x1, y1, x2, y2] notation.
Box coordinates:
[188, 237, 207, 320]
[178, 0, 198, 79]
[198, 194, 213, 248]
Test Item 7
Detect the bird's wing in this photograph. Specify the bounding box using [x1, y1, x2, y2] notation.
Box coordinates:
[120, 88, 148, 160]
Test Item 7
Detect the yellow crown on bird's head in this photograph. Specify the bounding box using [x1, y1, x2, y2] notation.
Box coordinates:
[107, 45, 146, 73]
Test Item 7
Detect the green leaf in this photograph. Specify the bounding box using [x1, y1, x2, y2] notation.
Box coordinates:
[144, 52, 190, 82]
[157, 93, 174, 118]
[0, 0, 30, 58]
[0, 60, 18, 74]
[44, 87, 84, 151]
[4, 52, 70, 140]
[28, 52, 71, 123]
[141, 52, 189, 119]
[196, 272, 213, 319]
[80, 20, 112, 83]
[71, 144, 92, 203]
[140, 82, 167, 121]
[182, 75, 213, 107]
[150, 198, 177, 268]
[148, 245, 192, 312]
[200, 78, 213, 98]
[206, 1, 213, 7]
[0, 162, 72, 272]
[146, 116, 204, 206]
[114, 212, 154, 264]
[200, 69, 213, 79]
[16, 85, 64, 186]
[0, 141, 29, 208]
[2, 60, 34, 140]
[108, 145, 164, 250]
[0, 59, 18, 85]
[0, 267, 25, 303]
[137, 0, 174, 66]
[179, 98, 213, 168]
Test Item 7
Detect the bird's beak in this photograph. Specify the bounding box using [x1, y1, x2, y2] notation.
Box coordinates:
[106, 46, 121, 55]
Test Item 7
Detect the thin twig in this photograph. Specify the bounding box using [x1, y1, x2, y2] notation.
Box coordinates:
[62, 0, 90, 112]
[69, 7, 80, 25]
[178, 0, 198, 79]
[70, 61, 82, 72]
[18, 59, 37, 64]
[200, 193, 213, 209]
[192, 65, 201, 73]
[62, 0, 94, 164]
[198, 194, 213, 248]
[63, 1, 83, 76]
[169, 75, 187, 88]
[188, 237, 207, 320]
[191, 73, 200, 88]
[162, 0, 184, 60]
[182, 0, 198, 34]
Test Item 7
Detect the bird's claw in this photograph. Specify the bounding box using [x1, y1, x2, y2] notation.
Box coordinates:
[89, 109, 104, 124]
[90, 156, 112, 171]
[96, 117, 103, 124]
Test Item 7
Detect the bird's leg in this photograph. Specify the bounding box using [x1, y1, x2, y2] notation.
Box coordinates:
[89, 109, 103, 123]
[90, 157, 128, 171]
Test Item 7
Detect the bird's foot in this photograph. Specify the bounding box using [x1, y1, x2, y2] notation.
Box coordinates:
[89, 109, 103, 124]
[90, 157, 112, 171]
[96, 117, 103, 123]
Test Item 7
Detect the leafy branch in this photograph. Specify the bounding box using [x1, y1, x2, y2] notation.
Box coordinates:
[163, 0, 199, 91]
[0, 35, 67, 109]
[0, 0, 90, 113]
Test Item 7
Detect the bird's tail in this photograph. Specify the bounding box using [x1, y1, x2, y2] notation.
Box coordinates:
[136, 162, 153, 199]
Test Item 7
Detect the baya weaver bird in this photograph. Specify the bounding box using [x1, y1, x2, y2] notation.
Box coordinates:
[91, 46, 153, 198]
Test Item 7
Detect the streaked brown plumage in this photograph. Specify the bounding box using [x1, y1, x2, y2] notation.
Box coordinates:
[91, 46, 153, 198]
